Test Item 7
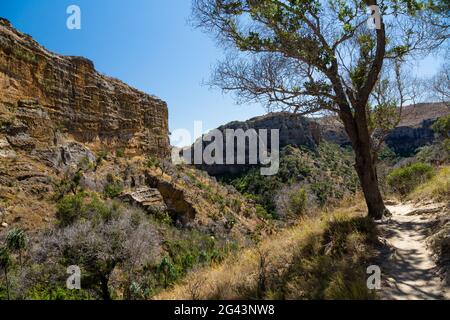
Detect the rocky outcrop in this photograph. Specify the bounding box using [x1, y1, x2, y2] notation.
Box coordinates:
[120, 187, 168, 214]
[0, 18, 170, 158]
[385, 103, 450, 156]
[187, 112, 321, 175]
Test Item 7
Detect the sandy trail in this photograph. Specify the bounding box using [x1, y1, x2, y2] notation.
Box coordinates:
[379, 203, 449, 300]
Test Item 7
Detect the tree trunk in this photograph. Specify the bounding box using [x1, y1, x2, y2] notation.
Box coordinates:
[339, 107, 389, 220]
[5, 269, 10, 300]
[100, 276, 111, 300]
[353, 141, 388, 220]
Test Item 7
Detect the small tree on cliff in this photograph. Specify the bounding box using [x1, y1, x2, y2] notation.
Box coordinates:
[192, 0, 448, 219]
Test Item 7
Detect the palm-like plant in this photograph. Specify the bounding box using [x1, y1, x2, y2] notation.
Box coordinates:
[0, 246, 11, 300]
[6, 228, 27, 266]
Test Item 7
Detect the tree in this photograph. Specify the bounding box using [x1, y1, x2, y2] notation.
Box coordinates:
[0, 246, 11, 300]
[6, 228, 27, 267]
[192, 0, 448, 219]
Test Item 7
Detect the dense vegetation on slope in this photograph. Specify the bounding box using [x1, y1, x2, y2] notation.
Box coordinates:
[221, 143, 359, 218]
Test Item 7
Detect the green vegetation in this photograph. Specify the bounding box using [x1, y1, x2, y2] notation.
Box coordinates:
[26, 286, 91, 300]
[5, 229, 27, 266]
[115, 148, 125, 158]
[0, 247, 11, 300]
[103, 174, 124, 199]
[146, 157, 161, 169]
[387, 162, 434, 196]
[56, 192, 115, 227]
[223, 143, 359, 217]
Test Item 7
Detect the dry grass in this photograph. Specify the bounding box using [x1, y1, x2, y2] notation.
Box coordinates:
[410, 166, 450, 202]
[154, 195, 378, 300]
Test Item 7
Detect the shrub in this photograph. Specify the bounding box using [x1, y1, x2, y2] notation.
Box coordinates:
[386, 162, 434, 196]
[146, 157, 160, 169]
[26, 285, 91, 300]
[115, 148, 125, 158]
[56, 193, 113, 227]
[255, 205, 271, 220]
[432, 115, 450, 139]
[288, 187, 307, 216]
[6, 228, 27, 265]
[104, 181, 124, 199]
[276, 185, 309, 218]
[96, 150, 107, 166]
[103, 174, 124, 199]
[38, 208, 161, 300]
[56, 193, 85, 227]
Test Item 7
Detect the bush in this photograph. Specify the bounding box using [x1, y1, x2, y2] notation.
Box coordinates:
[103, 174, 124, 199]
[56, 193, 113, 227]
[289, 188, 307, 216]
[115, 148, 125, 158]
[27, 286, 91, 300]
[276, 185, 309, 218]
[387, 162, 434, 196]
[56, 193, 85, 227]
[104, 182, 124, 199]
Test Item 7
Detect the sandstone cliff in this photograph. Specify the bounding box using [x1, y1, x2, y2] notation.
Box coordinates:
[0, 17, 170, 158]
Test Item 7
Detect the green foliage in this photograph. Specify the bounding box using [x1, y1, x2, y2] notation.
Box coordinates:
[432, 115, 450, 151]
[146, 157, 161, 169]
[378, 145, 397, 161]
[416, 142, 449, 164]
[56, 193, 85, 227]
[96, 150, 107, 166]
[273, 215, 377, 300]
[56, 193, 114, 227]
[104, 181, 124, 199]
[26, 285, 91, 300]
[288, 187, 307, 216]
[157, 256, 177, 288]
[387, 162, 434, 196]
[115, 148, 125, 158]
[223, 143, 358, 216]
[103, 173, 124, 199]
[156, 232, 238, 289]
[6, 229, 27, 253]
[0, 246, 11, 271]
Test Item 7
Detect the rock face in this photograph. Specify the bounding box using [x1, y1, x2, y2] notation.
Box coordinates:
[188, 112, 321, 175]
[0, 18, 170, 158]
[385, 103, 450, 156]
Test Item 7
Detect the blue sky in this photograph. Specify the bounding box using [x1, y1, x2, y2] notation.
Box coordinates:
[0, 1, 444, 146]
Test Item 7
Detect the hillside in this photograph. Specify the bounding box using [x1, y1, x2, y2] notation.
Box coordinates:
[156, 166, 450, 300]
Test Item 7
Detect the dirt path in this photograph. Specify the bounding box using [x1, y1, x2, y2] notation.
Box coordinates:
[379, 203, 449, 300]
